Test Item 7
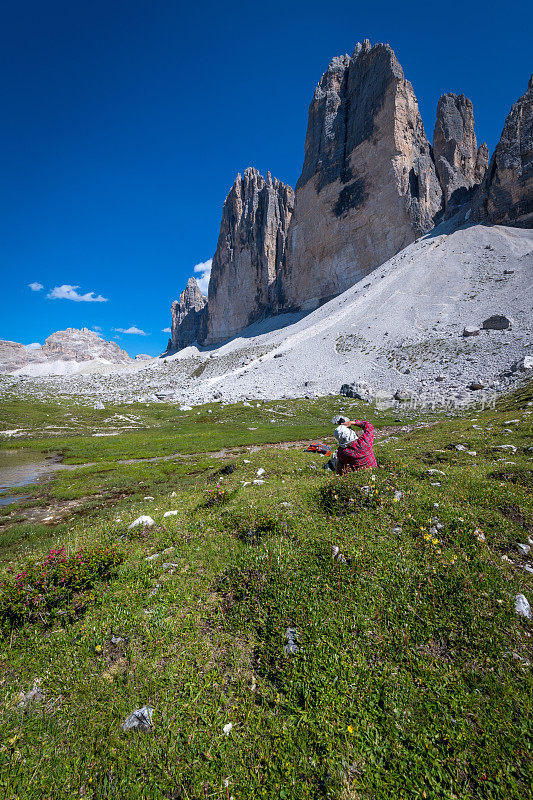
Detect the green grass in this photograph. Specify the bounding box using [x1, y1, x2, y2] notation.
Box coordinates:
[0, 387, 531, 799]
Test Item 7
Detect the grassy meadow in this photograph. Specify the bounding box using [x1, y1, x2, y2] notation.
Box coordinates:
[0, 386, 532, 799]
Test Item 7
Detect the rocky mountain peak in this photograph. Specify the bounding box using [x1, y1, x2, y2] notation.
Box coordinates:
[169, 277, 207, 351]
[41, 328, 132, 362]
[433, 92, 488, 213]
[167, 46, 532, 354]
[0, 328, 132, 374]
[201, 168, 294, 345]
[282, 40, 442, 312]
[473, 76, 533, 226]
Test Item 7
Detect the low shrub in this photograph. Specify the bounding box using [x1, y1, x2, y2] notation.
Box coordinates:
[0, 545, 125, 632]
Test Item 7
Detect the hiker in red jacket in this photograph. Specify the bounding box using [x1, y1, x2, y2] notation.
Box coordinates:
[334, 419, 377, 474]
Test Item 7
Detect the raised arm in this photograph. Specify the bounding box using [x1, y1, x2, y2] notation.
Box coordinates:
[350, 419, 374, 443]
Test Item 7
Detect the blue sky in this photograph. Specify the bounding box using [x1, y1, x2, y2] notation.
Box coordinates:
[1, 0, 531, 357]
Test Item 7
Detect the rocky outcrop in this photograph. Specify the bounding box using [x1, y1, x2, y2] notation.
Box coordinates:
[472, 77, 533, 227]
[279, 40, 442, 311]
[202, 168, 294, 344]
[433, 93, 488, 212]
[169, 278, 207, 350]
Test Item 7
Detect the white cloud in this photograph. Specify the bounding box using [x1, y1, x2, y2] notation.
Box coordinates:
[114, 326, 148, 336]
[24, 342, 42, 350]
[47, 285, 108, 302]
[92, 325, 102, 332]
[28, 282, 44, 292]
[193, 259, 212, 295]
[162, 327, 171, 333]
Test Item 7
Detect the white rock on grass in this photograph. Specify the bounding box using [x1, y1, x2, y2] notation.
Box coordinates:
[128, 515, 155, 530]
[284, 628, 299, 655]
[121, 706, 153, 732]
[145, 553, 161, 562]
[515, 594, 532, 619]
[163, 510, 179, 518]
[517, 543, 531, 556]
[17, 678, 43, 708]
[256, 467, 266, 477]
[143, 496, 154, 501]
[331, 545, 347, 563]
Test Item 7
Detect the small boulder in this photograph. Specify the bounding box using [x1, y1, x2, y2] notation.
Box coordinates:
[513, 356, 533, 372]
[121, 705, 153, 732]
[515, 594, 532, 619]
[482, 314, 512, 330]
[394, 390, 411, 402]
[128, 515, 155, 530]
[467, 381, 484, 391]
[463, 326, 480, 337]
[340, 381, 372, 400]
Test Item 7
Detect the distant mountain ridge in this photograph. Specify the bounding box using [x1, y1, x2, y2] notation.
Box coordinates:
[169, 40, 532, 351]
[0, 328, 132, 375]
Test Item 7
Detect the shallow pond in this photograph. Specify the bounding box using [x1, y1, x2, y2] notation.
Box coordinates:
[0, 449, 61, 506]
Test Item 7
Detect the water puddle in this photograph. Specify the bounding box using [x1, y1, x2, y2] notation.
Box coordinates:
[0, 449, 62, 506]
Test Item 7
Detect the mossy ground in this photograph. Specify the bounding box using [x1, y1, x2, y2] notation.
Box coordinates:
[0, 387, 531, 799]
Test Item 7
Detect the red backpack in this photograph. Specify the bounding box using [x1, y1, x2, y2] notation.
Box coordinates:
[304, 443, 332, 457]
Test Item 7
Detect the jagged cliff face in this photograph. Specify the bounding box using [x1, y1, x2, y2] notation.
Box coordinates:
[433, 93, 488, 212]
[170, 277, 207, 350]
[203, 168, 294, 345]
[473, 76, 533, 227]
[280, 40, 442, 311]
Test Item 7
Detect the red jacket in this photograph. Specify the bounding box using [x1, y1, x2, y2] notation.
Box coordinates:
[337, 420, 377, 472]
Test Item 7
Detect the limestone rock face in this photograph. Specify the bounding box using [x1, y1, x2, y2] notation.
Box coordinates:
[473, 77, 533, 227]
[433, 93, 488, 212]
[203, 168, 294, 345]
[170, 278, 207, 350]
[280, 40, 442, 311]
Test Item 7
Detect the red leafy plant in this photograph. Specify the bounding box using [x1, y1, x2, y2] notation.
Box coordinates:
[0, 545, 125, 632]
